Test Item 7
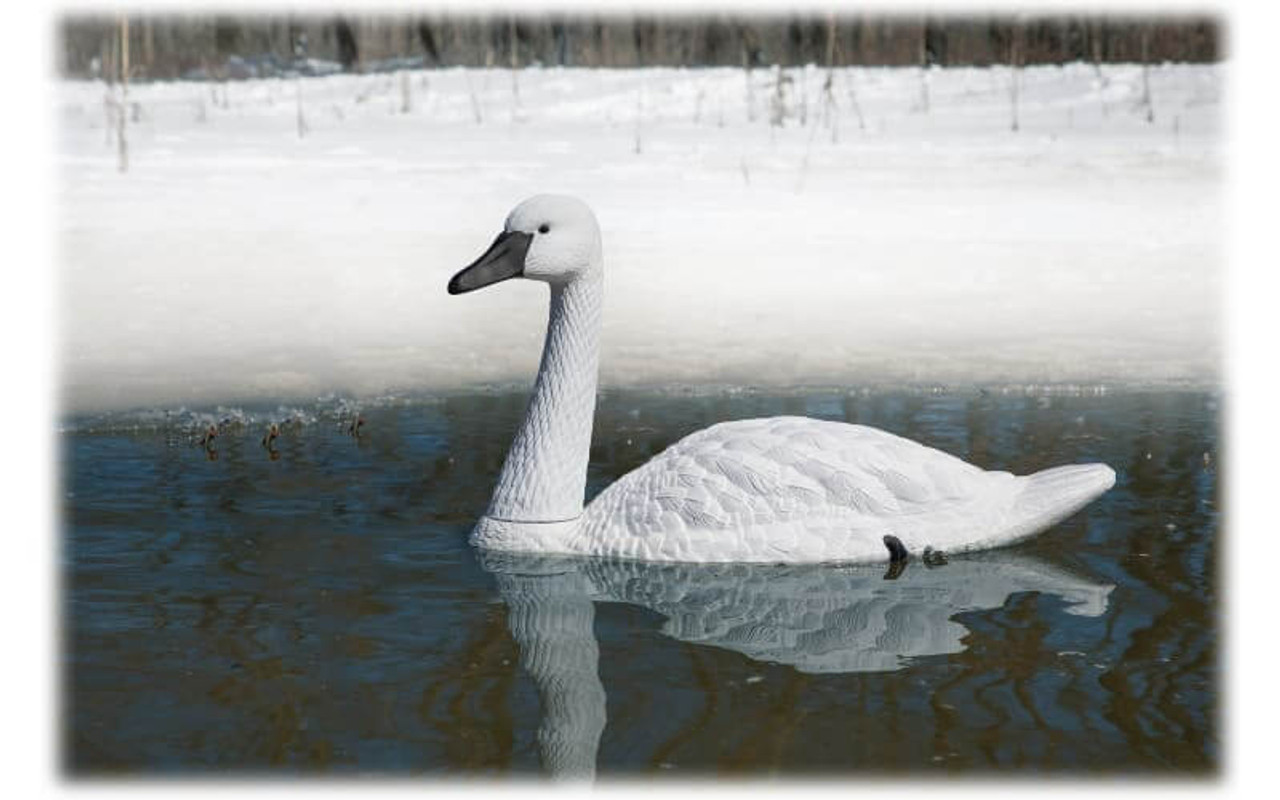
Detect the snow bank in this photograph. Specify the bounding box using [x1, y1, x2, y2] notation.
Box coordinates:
[57, 63, 1222, 412]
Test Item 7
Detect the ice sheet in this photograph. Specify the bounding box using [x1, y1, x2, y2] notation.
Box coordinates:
[57, 63, 1223, 412]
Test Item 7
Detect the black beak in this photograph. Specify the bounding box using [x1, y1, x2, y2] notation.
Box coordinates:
[447, 231, 533, 295]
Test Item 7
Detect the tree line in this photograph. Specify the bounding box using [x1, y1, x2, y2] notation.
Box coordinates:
[59, 13, 1222, 81]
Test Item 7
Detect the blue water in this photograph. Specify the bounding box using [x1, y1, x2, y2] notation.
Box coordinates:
[61, 387, 1219, 774]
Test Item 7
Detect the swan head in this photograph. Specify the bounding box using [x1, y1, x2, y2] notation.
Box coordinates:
[448, 194, 601, 295]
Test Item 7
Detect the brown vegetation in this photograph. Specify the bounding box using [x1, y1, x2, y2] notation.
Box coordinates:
[59, 13, 1221, 81]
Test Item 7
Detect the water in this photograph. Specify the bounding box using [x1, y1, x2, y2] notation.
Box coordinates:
[61, 387, 1219, 775]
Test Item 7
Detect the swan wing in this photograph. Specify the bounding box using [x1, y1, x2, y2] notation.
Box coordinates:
[578, 416, 1018, 562]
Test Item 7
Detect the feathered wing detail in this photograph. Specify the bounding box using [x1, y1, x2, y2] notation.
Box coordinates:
[576, 417, 1111, 563]
[1005, 463, 1117, 541]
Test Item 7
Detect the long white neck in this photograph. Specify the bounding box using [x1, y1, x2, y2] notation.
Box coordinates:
[485, 273, 602, 523]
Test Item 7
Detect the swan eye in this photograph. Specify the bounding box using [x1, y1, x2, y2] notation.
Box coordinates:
[538, 224, 550, 234]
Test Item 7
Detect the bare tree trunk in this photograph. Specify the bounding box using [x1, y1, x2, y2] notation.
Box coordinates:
[509, 16, 521, 112]
[509, 17, 518, 69]
[633, 83, 643, 154]
[118, 16, 129, 172]
[465, 71, 483, 124]
[294, 30, 308, 137]
[1009, 18, 1023, 132]
[1090, 17, 1109, 118]
[798, 73, 808, 126]
[822, 12, 839, 142]
[1139, 23, 1154, 123]
[142, 17, 154, 78]
[1089, 17, 1105, 79]
[295, 79, 307, 137]
[770, 65, 788, 128]
[845, 75, 866, 132]
[103, 32, 115, 146]
[917, 19, 929, 114]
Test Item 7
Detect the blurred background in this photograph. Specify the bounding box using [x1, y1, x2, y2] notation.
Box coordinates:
[59, 13, 1220, 79]
[57, 7, 1223, 775]
[56, 10, 1223, 413]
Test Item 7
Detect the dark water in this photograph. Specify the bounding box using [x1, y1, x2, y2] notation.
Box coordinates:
[61, 387, 1219, 775]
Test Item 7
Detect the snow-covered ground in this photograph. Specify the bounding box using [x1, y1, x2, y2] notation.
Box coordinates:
[57, 63, 1223, 413]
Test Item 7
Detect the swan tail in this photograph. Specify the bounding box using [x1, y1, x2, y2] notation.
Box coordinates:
[1007, 463, 1116, 539]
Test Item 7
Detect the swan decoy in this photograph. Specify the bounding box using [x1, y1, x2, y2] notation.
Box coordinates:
[448, 195, 1115, 563]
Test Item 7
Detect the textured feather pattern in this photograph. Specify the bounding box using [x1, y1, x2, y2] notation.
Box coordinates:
[568, 416, 1085, 562]
[476, 414, 1115, 563]
[466, 196, 1116, 562]
[485, 274, 602, 523]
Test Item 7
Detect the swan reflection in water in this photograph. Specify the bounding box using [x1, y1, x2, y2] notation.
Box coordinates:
[476, 547, 1113, 778]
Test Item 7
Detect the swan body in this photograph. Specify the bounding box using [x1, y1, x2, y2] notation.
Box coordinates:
[449, 195, 1115, 564]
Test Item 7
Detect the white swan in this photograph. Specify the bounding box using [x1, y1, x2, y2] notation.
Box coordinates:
[448, 195, 1115, 563]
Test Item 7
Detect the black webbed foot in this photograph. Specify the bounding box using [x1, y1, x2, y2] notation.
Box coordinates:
[923, 546, 949, 568]
[882, 535, 909, 580]
[883, 535, 909, 563]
